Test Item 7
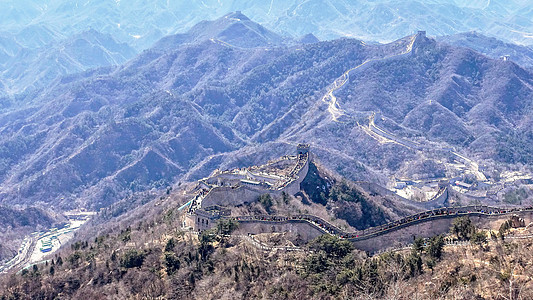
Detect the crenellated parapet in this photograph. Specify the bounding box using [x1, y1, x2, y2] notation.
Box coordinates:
[228, 205, 533, 253]
[182, 144, 311, 231]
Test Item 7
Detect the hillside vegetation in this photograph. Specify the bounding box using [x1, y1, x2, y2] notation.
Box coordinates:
[1, 192, 532, 299]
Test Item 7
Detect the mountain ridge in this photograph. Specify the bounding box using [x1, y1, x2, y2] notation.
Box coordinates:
[0, 13, 532, 211]
[2, 1, 533, 52]
[0, 29, 135, 97]
[438, 31, 533, 68]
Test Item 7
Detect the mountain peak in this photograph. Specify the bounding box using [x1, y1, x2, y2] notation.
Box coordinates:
[297, 33, 319, 44]
[154, 12, 286, 50]
[224, 11, 250, 21]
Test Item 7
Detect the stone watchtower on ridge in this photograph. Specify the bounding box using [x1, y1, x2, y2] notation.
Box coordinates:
[297, 143, 310, 155]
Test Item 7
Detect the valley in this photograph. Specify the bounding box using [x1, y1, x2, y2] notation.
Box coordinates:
[0, 211, 95, 274]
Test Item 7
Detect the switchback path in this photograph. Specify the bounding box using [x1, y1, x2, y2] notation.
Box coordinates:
[363, 113, 488, 182]
[321, 34, 418, 122]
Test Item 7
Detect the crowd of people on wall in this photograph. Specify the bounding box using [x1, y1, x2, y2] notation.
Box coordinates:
[230, 205, 533, 240]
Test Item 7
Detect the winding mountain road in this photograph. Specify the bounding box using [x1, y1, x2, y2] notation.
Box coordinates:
[362, 112, 487, 183]
[321, 34, 417, 122]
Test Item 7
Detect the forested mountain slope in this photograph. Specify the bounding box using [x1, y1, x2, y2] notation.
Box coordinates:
[0, 13, 532, 210]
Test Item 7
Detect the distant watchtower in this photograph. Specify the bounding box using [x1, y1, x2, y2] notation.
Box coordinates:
[417, 31, 426, 37]
[297, 144, 310, 155]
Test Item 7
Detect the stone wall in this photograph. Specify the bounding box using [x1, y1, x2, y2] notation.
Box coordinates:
[201, 157, 310, 208]
[228, 210, 533, 254]
[183, 213, 212, 231]
[351, 217, 455, 252]
[201, 186, 264, 208]
[282, 157, 310, 195]
[422, 187, 449, 209]
[351, 211, 533, 253]
[236, 220, 324, 242]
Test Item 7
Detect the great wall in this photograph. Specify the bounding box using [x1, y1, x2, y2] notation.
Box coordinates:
[182, 144, 310, 231]
[179, 144, 533, 254]
[178, 34, 533, 254]
[321, 30, 531, 204]
[177, 31, 533, 253]
[229, 206, 533, 254]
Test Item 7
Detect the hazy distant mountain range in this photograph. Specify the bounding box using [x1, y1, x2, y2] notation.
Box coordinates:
[438, 31, 533, 69]
[2, 4, 533, 297]
[2, 0, 533, 49]
[0, 29, 135, 95]
[1, 0, 533, 97]
[0, 12, 532, 210]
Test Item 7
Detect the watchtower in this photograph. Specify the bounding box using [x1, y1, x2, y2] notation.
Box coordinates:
[297, 144, 310, 155]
